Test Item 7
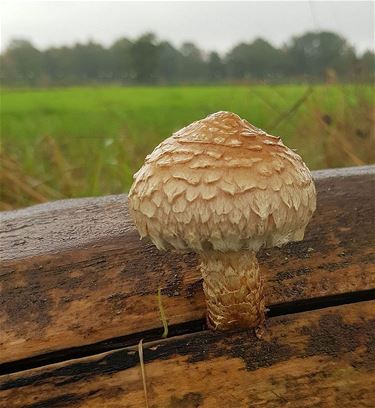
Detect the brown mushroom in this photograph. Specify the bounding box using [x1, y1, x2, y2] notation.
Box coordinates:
[129, 111, 316, 331]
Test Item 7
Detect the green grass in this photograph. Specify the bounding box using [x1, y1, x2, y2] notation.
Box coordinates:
[1, 84, 374, 209]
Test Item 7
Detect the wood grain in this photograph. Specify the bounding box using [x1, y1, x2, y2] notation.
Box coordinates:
[1, 166, 374, 364]
[0, 300, 374, 408]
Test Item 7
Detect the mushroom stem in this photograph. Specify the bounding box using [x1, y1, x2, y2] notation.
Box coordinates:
[200, 251, 265, 330]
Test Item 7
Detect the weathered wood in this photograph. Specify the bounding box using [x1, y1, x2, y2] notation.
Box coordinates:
[0, 300, 374, 408]
[1, 166, 374, 364]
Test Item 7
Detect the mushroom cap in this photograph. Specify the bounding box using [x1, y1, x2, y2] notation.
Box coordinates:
[129, 111, 316, 252]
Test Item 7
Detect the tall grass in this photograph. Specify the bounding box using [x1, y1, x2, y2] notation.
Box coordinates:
[1, 84, 374, 210]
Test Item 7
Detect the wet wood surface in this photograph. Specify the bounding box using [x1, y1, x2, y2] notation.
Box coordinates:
[0, 300, 374, 408]
[1, 166, 374, 364]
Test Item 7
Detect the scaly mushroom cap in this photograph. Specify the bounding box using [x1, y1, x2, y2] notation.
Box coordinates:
[129, 111, 316, 252]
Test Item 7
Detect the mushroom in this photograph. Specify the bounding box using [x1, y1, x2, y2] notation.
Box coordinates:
[128, 111, 316, 331]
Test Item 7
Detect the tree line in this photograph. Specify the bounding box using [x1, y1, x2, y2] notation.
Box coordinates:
[1, 31, 374, 86]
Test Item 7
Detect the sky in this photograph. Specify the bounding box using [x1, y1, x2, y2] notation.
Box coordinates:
[0, 1, 374, 55]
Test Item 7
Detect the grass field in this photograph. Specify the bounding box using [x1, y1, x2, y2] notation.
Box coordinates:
[1, 84, 374, 210]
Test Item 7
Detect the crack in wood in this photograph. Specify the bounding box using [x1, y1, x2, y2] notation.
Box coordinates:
[1, 288, 374, 376]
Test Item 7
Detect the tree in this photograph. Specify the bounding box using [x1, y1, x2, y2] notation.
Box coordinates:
[130, 33, 158, 83]
[245, 38, 285, 79]
[156, 41, 182, 84]
[207, 51, 226, 82]
[109, 38, 133, 83]
[43, 46, 75, 85]
[359, 51, 375, 80]
[179, 42, 207, 82]
[70, 41, 109, 83]
[226, 39, 286, 81]
[226, 42, 251, 80]
[1, 39, 43, 85]
[286, 31, 356, 79]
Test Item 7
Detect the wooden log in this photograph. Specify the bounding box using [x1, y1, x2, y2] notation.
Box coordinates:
[1, 166, 374, 364]
[0, 300, 374, 408]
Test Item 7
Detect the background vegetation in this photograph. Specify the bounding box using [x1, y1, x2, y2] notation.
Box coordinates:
[1, 84, 374, 210]
[1, 30, 374, 210]
[1, 31, 374, 86]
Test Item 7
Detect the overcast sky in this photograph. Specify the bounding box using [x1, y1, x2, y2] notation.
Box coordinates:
[1, 1, 374, 54]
